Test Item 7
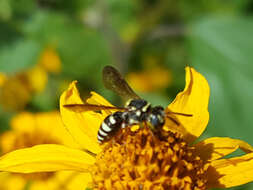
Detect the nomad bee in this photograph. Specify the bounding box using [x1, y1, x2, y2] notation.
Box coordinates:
[64, 66, 192, 144]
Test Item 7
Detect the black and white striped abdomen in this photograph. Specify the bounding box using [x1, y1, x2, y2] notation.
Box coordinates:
[97, 111, 124, 143]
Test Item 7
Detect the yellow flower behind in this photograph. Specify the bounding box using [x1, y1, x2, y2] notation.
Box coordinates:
[126, 66, 172, 93]
[0, 111, 89, 190]
[38, 47, 61, 74]
[0, 72, 6, 87]
[0, 47, 61, 111]
[0, 72, 32, 111]
[26, 65, 48, 94]
[126, 59, 172, 93]
[0, 67, 253, 189]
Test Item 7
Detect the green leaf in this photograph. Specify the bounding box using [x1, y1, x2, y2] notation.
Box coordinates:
[107, 0, 136, 31]
[188, 16, 253, 151]
[0, 0, 12, 21]
[23, 11, 112, 85]
[0, 39, 41, 73]
[187, 16, 253, 189]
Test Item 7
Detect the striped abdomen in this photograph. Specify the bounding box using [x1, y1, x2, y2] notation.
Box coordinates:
[97, 111, 124, 143]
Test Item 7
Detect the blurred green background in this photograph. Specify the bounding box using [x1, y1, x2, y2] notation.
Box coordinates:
[0, 0, 253, 189]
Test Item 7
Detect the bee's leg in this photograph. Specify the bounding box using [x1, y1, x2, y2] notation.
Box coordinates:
[139, 122, 145, 129]
[83, 149, 97, 157]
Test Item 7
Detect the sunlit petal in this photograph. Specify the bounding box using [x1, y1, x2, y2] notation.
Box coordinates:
[86, 91, 115, 115]
[167, 67, 210, 143]
[193, 137, 253, 162]
[86, 91, 113, 107]
[207, 152, 253, 188]
[60, 81, 101, 153]
[0, 144, 95, 173]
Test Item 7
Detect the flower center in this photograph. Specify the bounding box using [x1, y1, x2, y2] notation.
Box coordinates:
[91, 127, 207, 190]
[0, 74, 31, 111]
[2, 131, 60, 181]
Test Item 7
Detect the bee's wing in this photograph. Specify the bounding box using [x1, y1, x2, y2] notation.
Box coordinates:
[63, 104, 127, 113]
[103, 65, 140, 101]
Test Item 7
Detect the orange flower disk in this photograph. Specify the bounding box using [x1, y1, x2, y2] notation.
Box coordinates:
[92, 127, 207, 189]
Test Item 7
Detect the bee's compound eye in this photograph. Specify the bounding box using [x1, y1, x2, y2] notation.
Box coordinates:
[148, 114, 165, 129]
[148, 114, 158, 127]
[148, 107, 165, 129]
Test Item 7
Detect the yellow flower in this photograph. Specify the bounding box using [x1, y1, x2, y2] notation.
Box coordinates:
[126, 66, 172, 93]
[0, 67, 253, 189]
[0, 72, 32, 111]
[0, 47, 61, 111]
[126, 58, 172, 93]
[38, 47, 61, 74]
[0, 111, 88, 190]
[0, 66, 48, 110]
[0, 72, 6, 87]
[26, 65, 48, 93]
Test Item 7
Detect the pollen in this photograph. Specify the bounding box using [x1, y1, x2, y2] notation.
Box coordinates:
[91, 127, 207, 190]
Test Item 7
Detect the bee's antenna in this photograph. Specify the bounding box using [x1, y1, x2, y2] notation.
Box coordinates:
[166, 111, 193, 117]
[166, 115, 180, 126]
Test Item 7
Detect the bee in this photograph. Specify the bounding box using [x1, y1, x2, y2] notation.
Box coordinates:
[64, 66, 192, 144]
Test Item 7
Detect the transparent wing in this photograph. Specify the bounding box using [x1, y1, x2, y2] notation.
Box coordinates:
[103, 65, 140, 100]
[63, 103, 127, 113]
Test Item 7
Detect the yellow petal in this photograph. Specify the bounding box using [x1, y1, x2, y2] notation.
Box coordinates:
[29, 171, 90, 190]
[5, 111, 79, 150]
[167, 67, 210, 142]
[30, 178, 58, 190]
[33, 111, 79, 148]
[54, 171, 92, 190]
[0, 144, 95, 173]
[86, 91, 115, 115]
[0, 172, 26, 190]
[86, 91, 113, 106]
[0, 131, 18, 154]
[60, 81, 102, 153]
[207, 152, 253, 188]
[193, 137, 253, 162]
[10, 112, 36, 132]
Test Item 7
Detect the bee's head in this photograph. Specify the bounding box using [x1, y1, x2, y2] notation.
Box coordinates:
[147, 106, 165, 131]
[125, 99, 151, 112]
[124, 99, 151, 125]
